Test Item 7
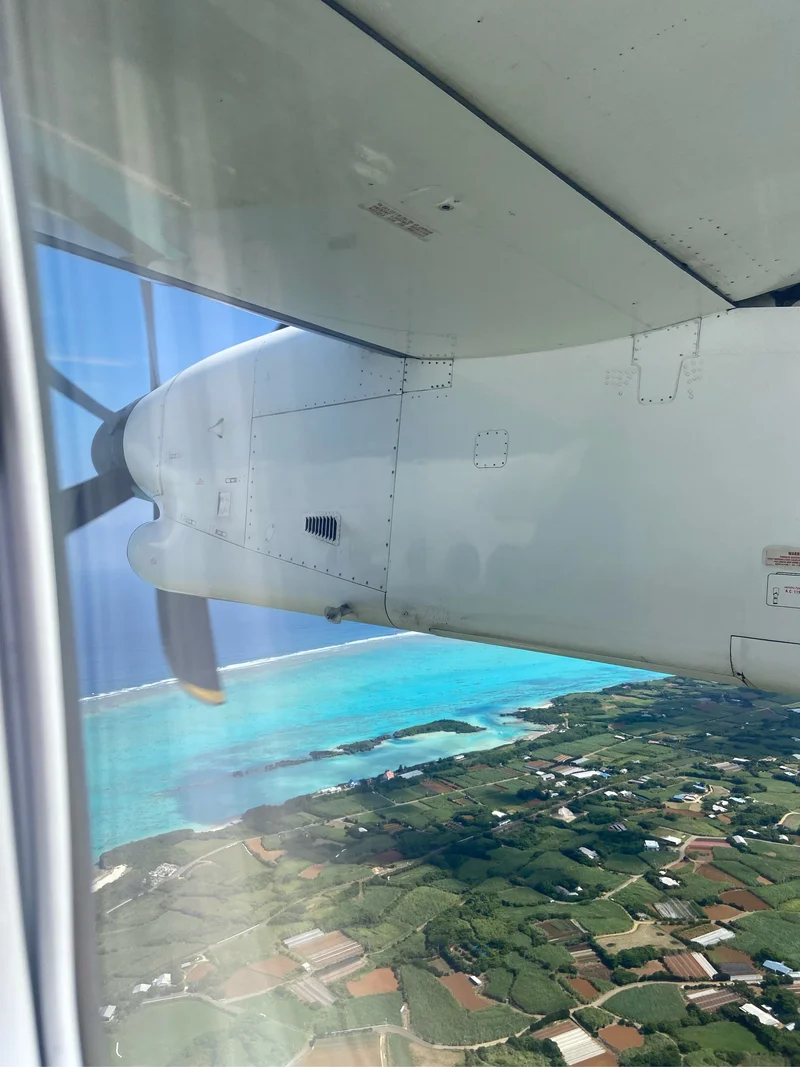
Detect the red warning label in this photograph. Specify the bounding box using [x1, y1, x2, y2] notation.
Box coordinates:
[764, 545, 800, 568]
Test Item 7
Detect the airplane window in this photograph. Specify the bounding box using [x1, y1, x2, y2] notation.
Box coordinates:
[7, 3, 800, 1066]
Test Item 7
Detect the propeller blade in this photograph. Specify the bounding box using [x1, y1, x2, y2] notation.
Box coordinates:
[156, 589, 224, 704]
[59, 468, 135, 533]
[48, 366, 116, 423]
[140, 278, 161, 391]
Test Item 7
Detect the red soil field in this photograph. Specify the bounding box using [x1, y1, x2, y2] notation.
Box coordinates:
[244, 838, 286, 862]
[439, 973, 493, 1010]
[185, 962, 213, 982]
[299, 864, 325, 879]
[720, 889, 771, 911]
[632, 959, 665, 976]
[712, 946, 756, 964]
[568, 977, 598, 1000]
[422, 778, 455, 793]
[346, 968, 398, 997]
[704, 905, 742, 922]
[697, 864, 744, 886]
[599, 1025, 644, 1052]
[686, 839, 732, 850]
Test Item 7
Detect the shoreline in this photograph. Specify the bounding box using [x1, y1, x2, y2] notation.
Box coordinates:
[231, 717, 485, 779]
[80, 630, 420, 708]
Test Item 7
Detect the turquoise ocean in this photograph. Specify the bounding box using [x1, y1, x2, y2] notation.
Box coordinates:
[83, 632, 659, 857]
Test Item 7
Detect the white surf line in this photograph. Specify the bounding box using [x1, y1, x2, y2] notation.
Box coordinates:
[80, 630, 422, 703]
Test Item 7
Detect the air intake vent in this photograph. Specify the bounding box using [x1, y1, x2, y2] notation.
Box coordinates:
[304, 513, 340, 545]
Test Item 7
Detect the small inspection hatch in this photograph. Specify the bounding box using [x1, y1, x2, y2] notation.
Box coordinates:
[474, 430, 509, 468]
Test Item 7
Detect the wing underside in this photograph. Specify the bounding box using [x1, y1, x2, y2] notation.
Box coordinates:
[18, 0, 800, 356]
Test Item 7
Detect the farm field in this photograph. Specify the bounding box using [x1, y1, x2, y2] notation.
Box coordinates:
[94, 676, 800, 1065]
[111, 1000, 235, 1066]
[399, 966, 524, 1045]
[595, 925, 684, 952]
[604, 984, 687, 1024]
[681, 1021, 766, 1053]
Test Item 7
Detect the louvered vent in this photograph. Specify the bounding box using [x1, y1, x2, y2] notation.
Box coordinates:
[304, 513, 340, 544]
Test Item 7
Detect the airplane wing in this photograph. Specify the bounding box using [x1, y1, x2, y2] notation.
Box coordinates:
[19, 0, 800, 357]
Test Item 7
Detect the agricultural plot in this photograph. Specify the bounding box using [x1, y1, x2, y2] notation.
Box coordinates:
[297, 1032, 382, 1067]
[596, 925, 684, 953]
[484, 967, 514, 1000]
[317, 991, 404, 1031]
[612, 879, 662, 911]
[439, 973, 494, 1010]
[732, 911, 800, 968]
[386, 886, 460, 928]
[111, 1000, 235, 1067]
[398, 966, 524, 1045]
[527, 942, 574, 970]
[509, 967, 575, 1014]
[753, 878, 800, 907]
[681, 1021, 766, 1053]
[530, 900, 632, 936]
[604, 983, 687, 1024]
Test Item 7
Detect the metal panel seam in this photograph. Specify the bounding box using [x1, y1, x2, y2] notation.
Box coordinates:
[319, 0, 737, 307]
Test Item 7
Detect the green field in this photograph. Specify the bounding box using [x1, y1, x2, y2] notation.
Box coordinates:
[604, 984, 687, 1024]
[732, 911, 800, 968]
[527, 942, 574, 969]
[398, 965, 524, 1044]
[317, 992, 404, 1032]
[681, 1021, 766, 1053]
[386, 1032, 415, 1067]
[111, 1000, 235, 1066]
[603, 853, 649, 875]
[754, 878, 800, 907]
[612, 879, 663, 910]
[526, 899, 633, 935]
[386, 885, 460, 927]
[510, 967, 574, 1014]
[485, 968, 514, 1000]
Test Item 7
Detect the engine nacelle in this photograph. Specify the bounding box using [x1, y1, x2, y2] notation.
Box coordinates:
[126, 310, 800, 692]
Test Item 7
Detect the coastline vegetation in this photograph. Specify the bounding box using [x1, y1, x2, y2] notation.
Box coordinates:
[232, 718, 484, 776]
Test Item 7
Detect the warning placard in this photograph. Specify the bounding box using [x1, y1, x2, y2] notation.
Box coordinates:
[764, 545, 800, 568]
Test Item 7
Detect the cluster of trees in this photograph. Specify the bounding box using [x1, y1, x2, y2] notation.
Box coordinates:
[464, 1032, 566, 1066]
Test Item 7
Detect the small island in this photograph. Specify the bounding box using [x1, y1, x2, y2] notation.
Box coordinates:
[232, 719, 483, 778]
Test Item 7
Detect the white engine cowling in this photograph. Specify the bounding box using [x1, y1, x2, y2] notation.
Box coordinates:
[125, 310, 800, 692]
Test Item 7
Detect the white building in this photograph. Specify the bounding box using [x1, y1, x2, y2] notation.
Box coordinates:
[578, 847, 599, 860]
[556, 806, 576, 823]
[491, 810, 508, 819]
[659, 876, 680, 887]
[132, 983, 151, 995]
[644, 839, 660, 851]
[660, 834, 682, 846]
[153, 973, 172, 988]
[398, 769, 424, 780]
[468, 975, 482, 986]
[100, 1005, 116, 1021]
[690, 928, 736, 948]
[741, 1004, 782, 1027]
[732, 835, 748, 846]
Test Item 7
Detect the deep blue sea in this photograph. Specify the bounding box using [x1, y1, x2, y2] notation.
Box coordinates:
[78, 568, 661, 856]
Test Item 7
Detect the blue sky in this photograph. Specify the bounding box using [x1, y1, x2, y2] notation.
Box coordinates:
[37, 245, 383, 694]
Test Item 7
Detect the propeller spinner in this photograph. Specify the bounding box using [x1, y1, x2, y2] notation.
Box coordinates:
[50, 279, 224, 704]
